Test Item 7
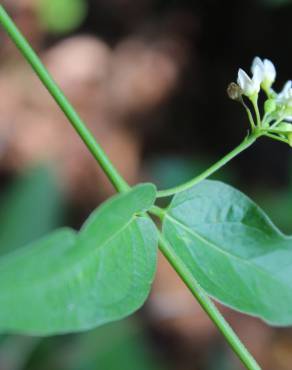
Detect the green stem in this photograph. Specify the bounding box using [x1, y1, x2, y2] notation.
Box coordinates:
[158, 233, 261, 370]
[149, 205, 166, 219]
[269, 116, 285, 130]
[251, 94, 261, 127]
[157, 133, 259, 198]
[241, 100, 256, 130]
[264, 132, 288, 144]
[0, 5, 129, 194]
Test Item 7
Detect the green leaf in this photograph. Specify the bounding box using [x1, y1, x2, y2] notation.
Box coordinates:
[0, 184, 158, 335]
[0, 167, 64, 256]
[26, 319, 165, 370]
[163, 180, 292, 325]
[37, 0, 87, 34]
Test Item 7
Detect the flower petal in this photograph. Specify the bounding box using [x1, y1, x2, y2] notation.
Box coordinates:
[237, 69, 252, 93]
[263, 59, 276, 83]
[252, 65, 263, 88]
[278, 81, 292, 100]
[251, 57, 264, 75]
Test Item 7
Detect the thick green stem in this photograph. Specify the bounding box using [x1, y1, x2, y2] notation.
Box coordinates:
[0, 5, 129, 194]
[157, 133, 259, 198]
[158, 233, 261, 370]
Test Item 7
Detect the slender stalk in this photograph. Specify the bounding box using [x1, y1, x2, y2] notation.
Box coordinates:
[245, 106, 256, 130]
[157, 133, 259, 198]
[269, 116, 285, 130]
[149, 205, 166, 219]
[0, 5, 129, 194]
[264, 132, 288, 144]
[241, 101, 256, 130]
[158, 233, 261, 370]
[251, 94, 261, 127]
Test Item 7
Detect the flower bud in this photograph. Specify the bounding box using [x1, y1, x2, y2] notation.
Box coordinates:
[277, 81, 292, 107]
[237, 67, 262, 97]
[252, 57, 276, 92]
[264, 99, 276, 114]
[227, 82, 242, 101]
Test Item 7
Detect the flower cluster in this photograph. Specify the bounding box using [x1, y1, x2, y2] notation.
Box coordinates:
[229, 57, 292, 146]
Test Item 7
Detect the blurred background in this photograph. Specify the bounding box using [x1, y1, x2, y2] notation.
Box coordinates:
[0, 0, 292, 369]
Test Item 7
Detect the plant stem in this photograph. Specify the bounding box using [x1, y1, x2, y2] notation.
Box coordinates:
[0, 5, 129, 194]
[149, 205, 166, 219]
[251, 94, 261, 127]
[241, 100, 256, 130]
[158, 233, 261, 370]
[269, 116, 285, 130]
[157, 133, 259, 198]
[264, 132, 288, 144]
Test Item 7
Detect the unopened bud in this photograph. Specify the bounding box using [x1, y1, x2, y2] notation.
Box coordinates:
[264, 99, 276, 114]
[227, 82, 243, 101]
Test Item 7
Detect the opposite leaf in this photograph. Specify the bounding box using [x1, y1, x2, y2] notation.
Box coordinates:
[163, 180, 292, 325]
[0, 184, 158, 335]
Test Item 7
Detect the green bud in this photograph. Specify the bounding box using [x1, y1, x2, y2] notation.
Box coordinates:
[264, 99, 277, 114]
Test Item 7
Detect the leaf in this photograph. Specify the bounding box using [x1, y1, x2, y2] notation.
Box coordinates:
[0, 167, 64, 256]
[163, 180, 292, 325]
[26, 319, 165, 370]
[0, 184, 158, 335]
[37, 0, 87, 34]
[69, 320, 164, 370]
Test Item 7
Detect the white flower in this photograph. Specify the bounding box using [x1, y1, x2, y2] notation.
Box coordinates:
[251, 57, 276, 89]
[278, 81, 292, 106]
[276, 81, 292, 121]
[237, 66, 262, 97]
